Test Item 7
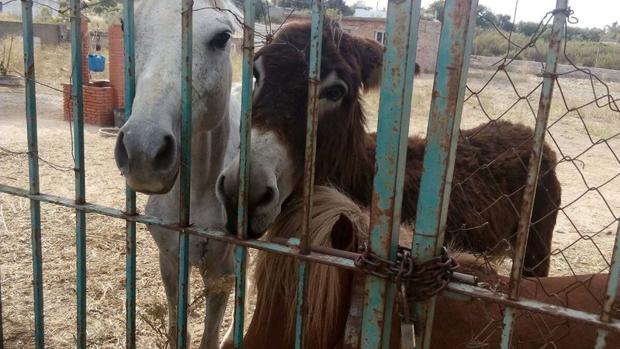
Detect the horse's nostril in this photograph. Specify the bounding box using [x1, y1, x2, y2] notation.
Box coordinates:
[153, 135, 175, 171]
[114, 130, 129, 170]
[254, 186, 276, 208]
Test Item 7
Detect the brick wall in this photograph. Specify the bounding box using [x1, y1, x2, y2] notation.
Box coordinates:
[108, 23, 124, 109]
[291, 15, 442, 74]
[63, 83, 115, 126]
[80, 21, 90, 85]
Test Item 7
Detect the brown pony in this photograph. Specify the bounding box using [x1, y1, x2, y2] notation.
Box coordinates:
[216, 19, 562, 277]
[245, 186, 619, 349]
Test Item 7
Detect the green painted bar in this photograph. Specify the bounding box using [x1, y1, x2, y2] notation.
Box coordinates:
[69, 0, 87, 346]
[594, 221, 620, 349]
[360, 0, 420, 347]
[177, 0, 193, 347]
[0, 271, 3, 347]
[294, 1, 324, 347]
[410, 1, 478, 348]
[499, 1, 568, 347]
[294, 261, 308, 349]
[122, 0, 137, 347]
[21, 1, 45, 347]
[232, 0, 256, 346]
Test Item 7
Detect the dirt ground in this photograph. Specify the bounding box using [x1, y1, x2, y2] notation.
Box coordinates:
[1, 67, 619, 348]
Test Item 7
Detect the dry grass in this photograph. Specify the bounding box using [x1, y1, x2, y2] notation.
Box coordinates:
[0, 48, 619, 348]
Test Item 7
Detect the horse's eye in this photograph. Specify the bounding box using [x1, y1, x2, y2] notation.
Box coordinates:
[320, 85, 346, 101]
[210, 31, 231, 49]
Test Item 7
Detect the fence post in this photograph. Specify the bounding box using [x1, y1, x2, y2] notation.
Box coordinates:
[122, 0, 137, 347]
[594, 221, 620, 348]
[69, 0, 88, 347]
[176, 0, 193, 348]
[360, 0, 421, 348]
[20, 1, 45, 348]
[233, 0, 256, 346]
[293, 1, 324, 347]
[409, 1, 478, 348]
[499, 1, 568, 347]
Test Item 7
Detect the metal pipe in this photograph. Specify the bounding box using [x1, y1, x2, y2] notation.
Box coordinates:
[122, 0, 137, 347]
[69, 0, 87, 346]
[176, 0, 193, 347]
[410, 1, 478, 348]
[233, 0, 256, 345]
[594, 221, 620, 349]
[360, 0, 421, 347]
[294, 2, 324, 347]
[500, 1, 568, 347]
[20, 1, 45, 348]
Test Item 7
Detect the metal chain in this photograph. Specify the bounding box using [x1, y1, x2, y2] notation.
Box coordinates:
[354, 244, 458, 303]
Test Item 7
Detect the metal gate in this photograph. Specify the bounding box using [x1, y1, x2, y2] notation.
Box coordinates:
[0, 0, 619, 348]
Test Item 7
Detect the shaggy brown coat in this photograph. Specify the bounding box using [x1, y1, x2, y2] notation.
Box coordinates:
[250, 20, 561, 276]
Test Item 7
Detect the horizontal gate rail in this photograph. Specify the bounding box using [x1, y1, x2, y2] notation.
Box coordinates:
[1, 0, 619, 348]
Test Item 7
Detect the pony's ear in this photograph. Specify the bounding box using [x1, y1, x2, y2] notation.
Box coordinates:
[340, 34, 384, 90]
[330, 214, 356, 250]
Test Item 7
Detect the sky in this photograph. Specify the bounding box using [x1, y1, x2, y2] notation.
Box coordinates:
[349, 0, 619, 29]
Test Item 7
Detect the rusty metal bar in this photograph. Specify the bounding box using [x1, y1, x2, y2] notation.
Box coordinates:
[176, 0, 193, 347]
[295, 1, 324, 347]
[410, 1, 478, 348]
[69, 0, 88, 346]
[233, 0, 256, 345]
[360, 0, 421, 347]
[121, 0, 137, 347]
[21, 1, 45, 347]
[500, 1, 568, 347]
[594, 221, 620, 349]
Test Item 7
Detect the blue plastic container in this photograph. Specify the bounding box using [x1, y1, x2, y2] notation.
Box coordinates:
[88, 54, 106, 72]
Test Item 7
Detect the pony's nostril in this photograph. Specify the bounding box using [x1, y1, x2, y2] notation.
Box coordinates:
[153, 135, 175, 171]
[254, 186, 276, 208]
[114, 130, 129, 171]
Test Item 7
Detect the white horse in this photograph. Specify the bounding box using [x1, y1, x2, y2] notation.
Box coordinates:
[114, 0, 241, 347]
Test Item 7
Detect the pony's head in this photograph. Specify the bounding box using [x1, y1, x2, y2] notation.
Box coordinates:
[218, 19, 420, 237]
[249, 186, 368, 348]
[115, 0, 240, 194]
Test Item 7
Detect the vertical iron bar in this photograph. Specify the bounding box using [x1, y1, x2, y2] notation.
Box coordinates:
[177, 0, 193, 348]
[122, 0, 137, 347]
[594, 221, 620, 349]
[360, 0, 421, 348]
[69, 0, 87, 347]
[233, 0, 256, 346]
[21, 1, 45, 348]
[410, 1, 478, 348]
[499, 1, 568, 347]
[294, 1, 323, 347]
[0, 269, 4, 348]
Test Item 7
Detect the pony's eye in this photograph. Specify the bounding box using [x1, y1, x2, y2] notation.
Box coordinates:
[210, 31, 231, 49]
[320, 85, 346, 101]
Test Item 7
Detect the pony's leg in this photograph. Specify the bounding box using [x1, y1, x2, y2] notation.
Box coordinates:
[199, 250, 235, 349]
[159, 251, 180, 349]
[523, 173, 561, 277]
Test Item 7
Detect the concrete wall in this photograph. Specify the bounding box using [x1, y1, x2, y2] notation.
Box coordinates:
[0, 20, 68, 45]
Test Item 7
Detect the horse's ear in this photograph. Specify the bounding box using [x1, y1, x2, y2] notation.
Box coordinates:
[330, 214, 356, 250]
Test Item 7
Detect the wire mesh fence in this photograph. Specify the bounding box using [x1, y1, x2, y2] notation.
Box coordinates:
[0, 0, 618, 348]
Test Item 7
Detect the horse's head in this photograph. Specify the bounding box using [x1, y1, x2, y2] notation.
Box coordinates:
[218, 19, 415, 237]
[115, 0, 239, 194]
